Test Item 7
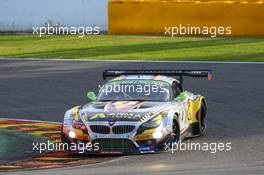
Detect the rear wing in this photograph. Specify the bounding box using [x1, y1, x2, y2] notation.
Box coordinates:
[103, 69, 212, 83]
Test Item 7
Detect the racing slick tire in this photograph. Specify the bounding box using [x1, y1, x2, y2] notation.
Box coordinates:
[197, 102, 206, 136]
[190, 102, 206, 136]
[163, 115, 180, 150]
[61, 125, 71, 144]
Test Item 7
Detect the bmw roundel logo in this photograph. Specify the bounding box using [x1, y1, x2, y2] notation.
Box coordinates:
[109, 121, 115, 126]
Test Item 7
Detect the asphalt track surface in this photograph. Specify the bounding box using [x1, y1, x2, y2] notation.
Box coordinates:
[1, 59, 264, 175]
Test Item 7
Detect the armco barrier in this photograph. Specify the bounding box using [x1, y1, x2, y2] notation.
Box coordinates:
[108, 0, 264, 36]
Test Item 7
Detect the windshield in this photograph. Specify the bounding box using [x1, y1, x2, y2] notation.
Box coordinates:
[97, 80, 171, 102]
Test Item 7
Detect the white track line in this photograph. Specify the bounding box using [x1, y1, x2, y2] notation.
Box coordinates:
[0, 58, 264, 64]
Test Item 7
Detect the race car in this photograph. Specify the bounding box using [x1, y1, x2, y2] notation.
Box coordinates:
[61, 69, 212, 154]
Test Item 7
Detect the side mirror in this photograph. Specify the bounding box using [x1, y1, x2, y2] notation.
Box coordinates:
[174, 91, 187, 101]
[87, 91, 97, 102]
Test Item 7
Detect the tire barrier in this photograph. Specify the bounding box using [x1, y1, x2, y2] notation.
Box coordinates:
[108, 0, 264, 36]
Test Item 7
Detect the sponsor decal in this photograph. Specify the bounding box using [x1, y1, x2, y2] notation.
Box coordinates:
[100, 151, 123, 154]
[139, 146, 152, 151]
[86, 112, 152, 122]
[139, 146, 154, 153]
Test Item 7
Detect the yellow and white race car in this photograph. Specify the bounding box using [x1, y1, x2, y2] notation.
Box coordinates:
[62, 69, 212, 154]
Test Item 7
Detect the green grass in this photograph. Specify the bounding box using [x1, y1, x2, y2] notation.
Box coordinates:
[0, 35, 264, 61]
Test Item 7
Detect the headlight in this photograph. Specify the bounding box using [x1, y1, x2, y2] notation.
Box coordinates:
[141, 113, 164, 128]
[152, 131, 163, 139]
[69, 131, 76, 138]
[70, 107, 87, 131]
[137, 113, 164, 135]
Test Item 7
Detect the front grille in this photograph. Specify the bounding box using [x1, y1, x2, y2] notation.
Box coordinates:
[90, 125, 110, 134]
[112, 125, 135, 134]
[92, 139, 138, 153]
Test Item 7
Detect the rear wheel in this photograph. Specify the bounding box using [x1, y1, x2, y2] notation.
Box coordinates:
[198, 103, 206, 135]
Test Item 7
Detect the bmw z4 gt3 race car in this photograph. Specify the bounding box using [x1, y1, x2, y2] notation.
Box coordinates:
[62, 69, 212, 154]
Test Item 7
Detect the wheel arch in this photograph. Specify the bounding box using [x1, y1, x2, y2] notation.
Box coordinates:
[201, 98, 207, 115]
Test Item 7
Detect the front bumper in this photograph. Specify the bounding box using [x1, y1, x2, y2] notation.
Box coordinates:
[62, 132, 163, 154]
[92, 138, 140, 154]
[61, 128, 166, 154]
[62, 114, 169, 154]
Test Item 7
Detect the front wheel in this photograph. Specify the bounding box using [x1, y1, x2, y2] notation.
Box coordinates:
[164, 116, 180, 151]
[172, 119, 180, 143]
[61, 124, 71, 144]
